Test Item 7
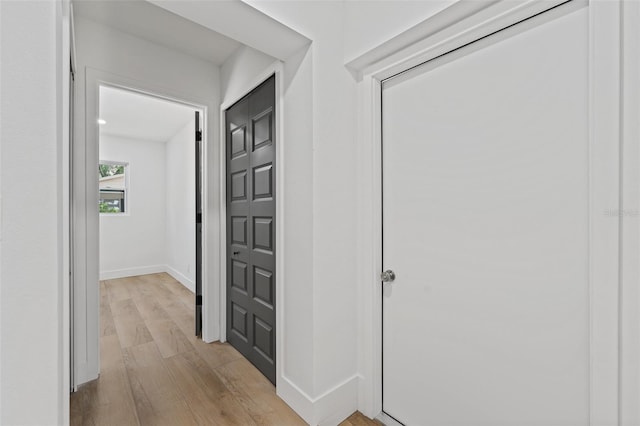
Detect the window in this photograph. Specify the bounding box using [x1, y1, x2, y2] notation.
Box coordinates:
[99, 162, 127, 213]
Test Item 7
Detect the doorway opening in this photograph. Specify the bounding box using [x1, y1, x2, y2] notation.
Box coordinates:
[97, 84, 203, 333]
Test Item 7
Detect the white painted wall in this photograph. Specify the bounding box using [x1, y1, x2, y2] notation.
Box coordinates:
[165, 119, 196, 291]
[0, 0, 69, 424]
[221, 45, 276, 104]
[342, 0, 454, 63]
[73, 15, 220, 385]
[99, 135, 166, 279]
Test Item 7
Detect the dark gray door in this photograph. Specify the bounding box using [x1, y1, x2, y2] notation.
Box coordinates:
[226, 75, 276, 383]
[195, 111, 203, 336]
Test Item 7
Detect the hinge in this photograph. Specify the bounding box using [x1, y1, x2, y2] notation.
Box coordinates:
[196, 213, 202, 224]
[196, 295, 202, 306]
[196, 130, 202, 142]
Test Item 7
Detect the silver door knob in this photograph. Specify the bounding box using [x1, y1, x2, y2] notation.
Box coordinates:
[381, 270, 396, 283]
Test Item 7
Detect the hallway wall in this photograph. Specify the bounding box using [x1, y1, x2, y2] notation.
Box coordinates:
[0, 1, 69, 424]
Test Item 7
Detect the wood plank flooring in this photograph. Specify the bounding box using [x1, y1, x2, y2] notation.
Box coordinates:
[71, 273, 379, 426]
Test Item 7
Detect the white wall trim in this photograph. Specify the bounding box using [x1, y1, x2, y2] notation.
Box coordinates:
[588, 2, 622, 423]
[354, 0, 623, 422]
[98, 265, 195, 292]
[620, 2, 640, 424]
[99, 265, 166, 281]
[346, 0, 573, 79]
[74, 67, 211, 385]
[165, 265, 195, 293]
[148, 0, 309, 62]
[276, 374, 359, 426]
[355, 74, 383, 419]
[59, 0, 72, 423]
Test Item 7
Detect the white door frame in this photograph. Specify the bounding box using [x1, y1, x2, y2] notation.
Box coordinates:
[620, 1, 640, 424]
[353, 1, 631, 423]
[73, 67, 211, 386]
[218, 61, 286, 386]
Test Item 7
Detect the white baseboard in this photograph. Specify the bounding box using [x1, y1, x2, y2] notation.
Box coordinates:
[74, 361, 99, 390]
[99, 265, 165, 280]
[165, 265, 195, 293]
[277, 375, 359, 426]
[99, 265, 195, 294]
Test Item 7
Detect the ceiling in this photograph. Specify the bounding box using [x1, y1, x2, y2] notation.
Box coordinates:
[99, 86, 196, 143]
[73, 0, 241, 65]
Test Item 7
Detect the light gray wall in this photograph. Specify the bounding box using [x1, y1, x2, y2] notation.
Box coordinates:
[165, 118, 196, 291]
[0, 0, 69, 424]
[221, 45, 276, 105]
[99, 123, 196, 290]
[342, 0, 455, 62]
[99, 135, 167, 278]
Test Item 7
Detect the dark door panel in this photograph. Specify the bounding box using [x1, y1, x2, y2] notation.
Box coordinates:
[226, 76, 276, 383]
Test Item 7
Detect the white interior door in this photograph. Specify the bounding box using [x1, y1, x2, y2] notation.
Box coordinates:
[382, 5, 593, 425]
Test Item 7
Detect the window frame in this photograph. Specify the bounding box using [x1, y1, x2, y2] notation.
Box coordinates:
[99, 160, 129, 215]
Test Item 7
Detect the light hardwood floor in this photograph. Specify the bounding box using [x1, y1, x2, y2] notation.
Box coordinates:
[71, 273, 379, 426]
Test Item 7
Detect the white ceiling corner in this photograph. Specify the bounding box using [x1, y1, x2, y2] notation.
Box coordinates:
[99, 86, 196, 143]
[148, 0, 310, 61]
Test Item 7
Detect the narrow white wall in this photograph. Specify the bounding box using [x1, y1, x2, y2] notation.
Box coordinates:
[74, 15, 220, 384]
[221, 45, 276, 104]
[165, 119, 196, 291]
[220, 30, 317, 401]
[342, 0, 454, 63]
[237, 2, 360, 424]
[0, 0, 67, 424]
[99, 136, 166, 278]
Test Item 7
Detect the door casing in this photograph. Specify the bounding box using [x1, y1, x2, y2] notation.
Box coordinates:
[352, 0, 626, 422]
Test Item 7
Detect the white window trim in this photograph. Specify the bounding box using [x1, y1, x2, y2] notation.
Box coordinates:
[99, 160, 129, 216]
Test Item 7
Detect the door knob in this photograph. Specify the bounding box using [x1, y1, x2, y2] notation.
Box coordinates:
[381, 270, 396, 283]
[233, 251, 240, 256]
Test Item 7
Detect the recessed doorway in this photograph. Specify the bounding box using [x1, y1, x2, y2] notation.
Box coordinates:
[225, 75, 277, 384]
